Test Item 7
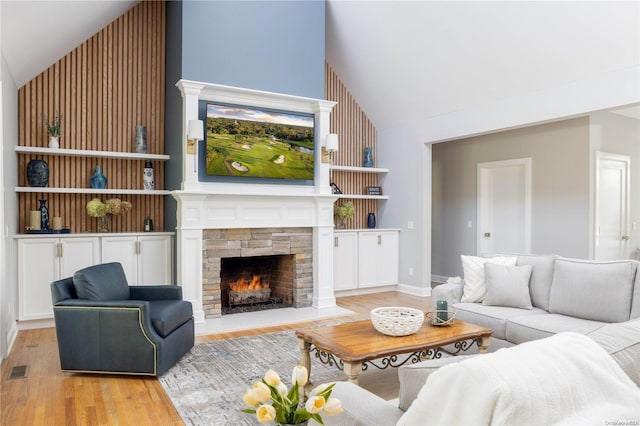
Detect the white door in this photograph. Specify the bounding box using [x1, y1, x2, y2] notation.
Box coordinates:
[478, 158, 532, 255]
[101, 236, 138, 284]
[595, 152, 630, 260]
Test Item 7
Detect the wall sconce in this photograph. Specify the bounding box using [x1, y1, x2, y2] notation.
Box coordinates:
[186, 119, 204, 154]
[322, 133, 339, 163]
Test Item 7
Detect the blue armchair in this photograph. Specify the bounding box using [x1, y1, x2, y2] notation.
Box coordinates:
[50, 262, 194, 376]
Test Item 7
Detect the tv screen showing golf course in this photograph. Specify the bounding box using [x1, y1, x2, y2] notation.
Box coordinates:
[204, 103, 315, 181]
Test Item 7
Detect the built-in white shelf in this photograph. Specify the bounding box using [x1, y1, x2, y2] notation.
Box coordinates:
[335, 194, 389, 200]
[329, 165, 389, 173]
[15, 146, 170, 161]
[15, 187, 171, 195]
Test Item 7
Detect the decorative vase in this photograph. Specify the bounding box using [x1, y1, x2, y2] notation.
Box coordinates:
[134, 125, 147, 153]
[336, 216, 347, 229]
[143, 161, 154, 190]
[97, 215, 111, 233]
[39, 199, 50, 230]
[367, 212, 376, 229]
[364, 146, 374, 168]
[48, 136, 59, 149]
[143, 215, 154, 232]
[26, 159, 49, 187]
[90, 165, 107, 189]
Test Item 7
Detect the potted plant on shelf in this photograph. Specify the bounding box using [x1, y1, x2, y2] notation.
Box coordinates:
[86, 198, 132, 232]
[43, 111, 62, 149]
[334, 201, 354, 229]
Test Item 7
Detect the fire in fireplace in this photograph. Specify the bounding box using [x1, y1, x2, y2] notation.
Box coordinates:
[221, 255, 294, 314]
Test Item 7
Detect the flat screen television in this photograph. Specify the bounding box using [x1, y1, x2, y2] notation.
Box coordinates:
[199, 102, 315, 185]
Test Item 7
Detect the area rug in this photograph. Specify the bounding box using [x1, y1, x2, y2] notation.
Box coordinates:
[159, 331, 350, 426]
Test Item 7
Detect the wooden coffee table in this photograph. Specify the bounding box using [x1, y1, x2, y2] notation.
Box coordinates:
[295, 319, 492, 385]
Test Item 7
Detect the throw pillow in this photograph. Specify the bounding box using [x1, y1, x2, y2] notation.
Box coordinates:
[460, 255, 517, 303]
[483, 263, 533, 309]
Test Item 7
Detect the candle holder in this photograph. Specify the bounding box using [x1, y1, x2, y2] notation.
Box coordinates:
[427, 311, 456, 326]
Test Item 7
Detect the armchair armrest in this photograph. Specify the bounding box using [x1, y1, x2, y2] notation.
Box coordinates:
[430, 280, 464, 311]
[130, 285, 182, 301]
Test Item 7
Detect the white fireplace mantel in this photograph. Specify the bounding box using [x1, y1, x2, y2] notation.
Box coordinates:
[173, 81, 338, 324]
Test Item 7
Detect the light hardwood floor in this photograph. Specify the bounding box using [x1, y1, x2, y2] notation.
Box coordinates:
[0, 292, 429, 425]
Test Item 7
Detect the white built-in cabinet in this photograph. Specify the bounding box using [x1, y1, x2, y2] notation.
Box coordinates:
[101, 234, 173, 285]
[16, 232, 173, 321]
[333, 229, 399, 291]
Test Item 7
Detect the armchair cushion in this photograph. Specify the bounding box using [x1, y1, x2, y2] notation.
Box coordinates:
[149, 300, 193, 338]
[73, 262, 130, 301]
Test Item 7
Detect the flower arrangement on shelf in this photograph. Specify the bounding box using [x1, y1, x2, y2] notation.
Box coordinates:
[42, 111, 62, 148]
[334, 201, 355, 229]
[241, 365, 342, 425]
[86, 198, 132, 232]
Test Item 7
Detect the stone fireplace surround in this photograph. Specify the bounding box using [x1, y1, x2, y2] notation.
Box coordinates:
[204, 227, 313, 317]
[173, 81, 339, 327]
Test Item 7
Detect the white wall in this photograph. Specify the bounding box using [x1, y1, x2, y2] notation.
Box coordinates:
[378, 126, 431, 296]
[1, 22, 20, 358]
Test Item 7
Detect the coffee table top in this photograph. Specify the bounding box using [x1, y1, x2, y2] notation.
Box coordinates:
[295, 319, 492, 363]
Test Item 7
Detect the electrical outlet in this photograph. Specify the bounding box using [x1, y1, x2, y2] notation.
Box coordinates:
[408, 267, 414, 276]
[407, 221, 414, 229]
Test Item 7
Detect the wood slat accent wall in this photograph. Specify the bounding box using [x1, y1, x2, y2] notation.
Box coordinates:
[325, 62, 379, 229]
[17, 1, 166, 233]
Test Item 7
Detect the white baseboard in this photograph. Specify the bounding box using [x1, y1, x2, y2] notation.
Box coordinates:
[334, 285, 398, 298]
[396, 283, 431, 297]
[16, 318, 55, 330]
[6, 322, 18, 358]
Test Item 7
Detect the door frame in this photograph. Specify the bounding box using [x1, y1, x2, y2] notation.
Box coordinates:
[477, 158, 532, 255]
[593, 151, 630, 260]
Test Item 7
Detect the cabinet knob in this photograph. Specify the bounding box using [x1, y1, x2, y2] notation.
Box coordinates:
[484, 232, 491, 238]
[334, 236, 339, 248]
[378, 235, 382, 245]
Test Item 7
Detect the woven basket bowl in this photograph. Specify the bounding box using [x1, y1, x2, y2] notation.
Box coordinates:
[370, 307, 425, 336]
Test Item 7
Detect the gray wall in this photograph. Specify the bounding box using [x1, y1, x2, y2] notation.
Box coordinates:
[164, 0, 326, 235]
[432, 117, 591, 278]
[181, 0, 325, 100]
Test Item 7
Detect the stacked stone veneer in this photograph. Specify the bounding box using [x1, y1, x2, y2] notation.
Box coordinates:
[202, 227, 313, 317]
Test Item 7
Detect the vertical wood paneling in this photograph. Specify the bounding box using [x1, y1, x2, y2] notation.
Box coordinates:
[17, 1, 166, 233]
[325, 63, 380, 229]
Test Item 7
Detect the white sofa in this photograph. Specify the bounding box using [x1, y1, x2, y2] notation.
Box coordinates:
[327, 255, 640, 425]
[432, 255, 640, 351]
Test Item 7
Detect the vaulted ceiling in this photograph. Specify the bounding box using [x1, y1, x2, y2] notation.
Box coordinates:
[3, 1, 639, 133]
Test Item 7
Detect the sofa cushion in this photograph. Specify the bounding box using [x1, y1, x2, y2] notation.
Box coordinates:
[460, 255, 517, 303]
[515, 254, 555, 311]
[549, 257, 637, 323]
[483, 263, 533, 309]
[73, 262, 130, 301]
[506, 313, 605, 345]
[452, 303, 547, 340]
[148, 300, 193, 338]
[587, 318, 640, 387]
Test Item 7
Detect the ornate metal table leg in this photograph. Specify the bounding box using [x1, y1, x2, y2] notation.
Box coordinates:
[343, 361, 362, 385]
[477, 336, 491, 354]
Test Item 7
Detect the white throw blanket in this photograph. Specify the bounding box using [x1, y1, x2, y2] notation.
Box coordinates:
[397, 332, 640, 426]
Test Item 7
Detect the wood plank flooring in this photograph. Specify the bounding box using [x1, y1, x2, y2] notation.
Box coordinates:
[0, 292, 429, 425]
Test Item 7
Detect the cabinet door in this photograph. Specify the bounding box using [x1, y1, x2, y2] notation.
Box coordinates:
[376, 231, 399, 286]
[333, 232, 358, 291]
[59, 237, 101, 278]
[138, 235, 173, 285]
[358, 231, 399, 288]
[357, 232, 381, 288]
[18, 239, 59, 320]
[101, 236, 138, 285]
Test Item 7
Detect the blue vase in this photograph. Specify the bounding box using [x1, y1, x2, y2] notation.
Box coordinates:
[26, 159, 49, 187]
[364, 147, 374, 168]
[39, 199, 49, 230]
[90, 165, 107, 189]
[367, 212, 376, 229]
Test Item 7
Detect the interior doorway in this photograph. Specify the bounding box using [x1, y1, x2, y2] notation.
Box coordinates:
[477, 158, 532, 255]
[594, 152, 630, 260]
